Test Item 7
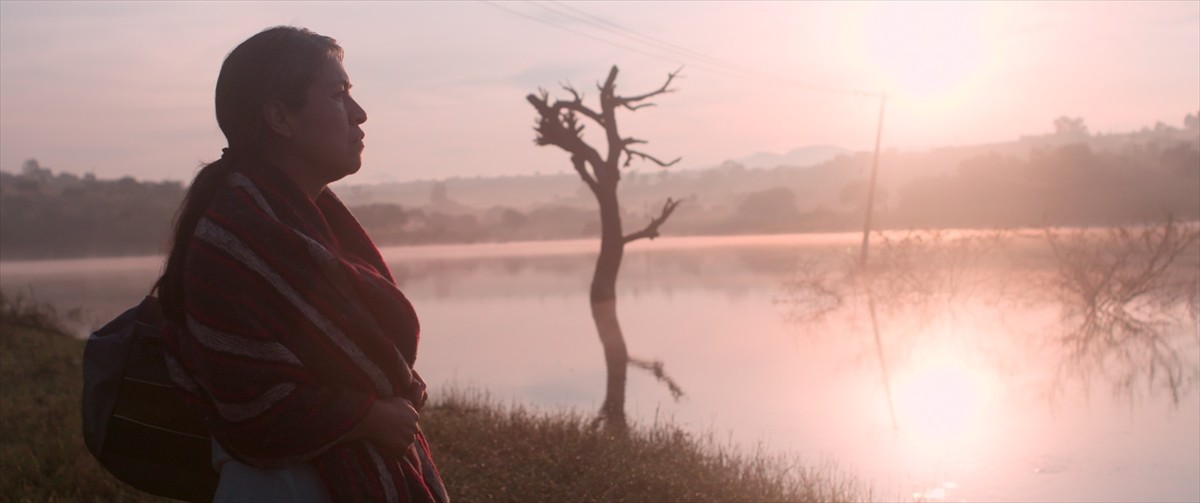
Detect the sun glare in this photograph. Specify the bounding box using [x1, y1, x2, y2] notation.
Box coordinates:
[894, 356, 994, 446]
[854, 3, 996, 107]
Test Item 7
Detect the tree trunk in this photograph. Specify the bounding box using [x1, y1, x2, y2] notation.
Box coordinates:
[591, 182, 628, 430]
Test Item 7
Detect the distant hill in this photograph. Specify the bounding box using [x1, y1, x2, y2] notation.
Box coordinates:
[732, 144, 850, 170]
[333, 143, 850, 211]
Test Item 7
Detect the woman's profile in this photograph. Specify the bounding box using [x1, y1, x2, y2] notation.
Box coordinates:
[156, 26, 448, 502]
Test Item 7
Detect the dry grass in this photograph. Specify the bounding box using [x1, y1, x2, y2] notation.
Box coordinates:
[422, 388, 869, 503]
[0, 310, 164, 501]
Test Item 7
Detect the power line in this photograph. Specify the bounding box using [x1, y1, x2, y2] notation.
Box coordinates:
[532, 2, 747, 75]
[484, 1, 783, 85]
[485, 0, 880, 98]
[481, 2, 704, 71]
[543, 1, 874, 97]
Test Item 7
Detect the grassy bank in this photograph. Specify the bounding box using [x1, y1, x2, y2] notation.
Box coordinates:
[0, 302, 159, 501]
[422, 390, 866, 502]
[0, 299, 866, 502]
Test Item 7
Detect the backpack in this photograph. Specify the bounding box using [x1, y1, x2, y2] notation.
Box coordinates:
[81, 295, 219, 502]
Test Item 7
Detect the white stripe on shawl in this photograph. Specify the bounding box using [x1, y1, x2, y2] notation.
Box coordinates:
[164, 353, 203, 395]
[240, 172, 395, 361]
[235, 172, 409, 392]
[170, 348, 308, 460]
[208, 382, 298, 423]
[415, 431, 449, 502]
[237, 172, 397, 371]
[185, 316, 304, 365]
[228, 173, 278, 219]
[366, 444, 401, 503]
[296, 232, 373, 317]
[292, 229, 408, 369]
[194, 217, 393, 395]
[170, 351, 291, 443]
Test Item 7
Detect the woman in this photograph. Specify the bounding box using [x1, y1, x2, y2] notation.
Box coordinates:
[157, 26, 448, 502]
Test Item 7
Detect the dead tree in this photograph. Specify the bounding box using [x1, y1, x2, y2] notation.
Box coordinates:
[526, 65, 684, 430]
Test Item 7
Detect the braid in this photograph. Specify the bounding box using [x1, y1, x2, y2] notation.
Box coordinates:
[155, 155, 242, 327]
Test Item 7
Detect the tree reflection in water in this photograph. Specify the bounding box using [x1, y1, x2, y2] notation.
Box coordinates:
[1043, 218, 1200, 404]
[778, 229, 1014, 329]
[777, 220, 1200, 409]
[778, 229, 1017, 432]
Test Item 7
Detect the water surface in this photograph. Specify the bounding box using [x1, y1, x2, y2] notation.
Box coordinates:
[3, 232, 1197, 502]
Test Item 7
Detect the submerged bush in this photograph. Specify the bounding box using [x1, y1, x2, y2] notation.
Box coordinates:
[1044, 217, 1200, 403]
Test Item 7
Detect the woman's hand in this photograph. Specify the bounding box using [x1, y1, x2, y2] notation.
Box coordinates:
[406, 370, 428, 411]
[348, 396, 419, 452]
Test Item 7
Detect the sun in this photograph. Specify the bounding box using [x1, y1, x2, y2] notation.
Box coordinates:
[852, 3, 996, 105]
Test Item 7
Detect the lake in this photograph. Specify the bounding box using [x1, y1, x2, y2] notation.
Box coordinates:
[2, 231, 1198, 502]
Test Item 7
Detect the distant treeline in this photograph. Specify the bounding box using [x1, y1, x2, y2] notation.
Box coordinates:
[2, 119, 1198, 259]
[889, 140, 1199, 229]
[0, 162, 183, 259]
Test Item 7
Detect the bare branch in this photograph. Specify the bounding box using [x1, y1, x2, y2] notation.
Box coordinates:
[624, 197, 682, 244]
[614, 67, 682, 108]
[621, 137, 646, 146]
[526, 93, 605, 169]
[571, 154, 598, 193]
[602, 66, 619, 96]
[551, 82, 603, 124]
[624, 148, 681, 168]
[561, 81, 581, 102]
[629, 356, 685, 400]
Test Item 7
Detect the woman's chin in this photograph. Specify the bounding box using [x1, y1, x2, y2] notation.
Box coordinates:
[342, 158, 364, 177]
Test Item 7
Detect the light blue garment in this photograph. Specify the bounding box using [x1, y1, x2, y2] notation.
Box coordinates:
[211, 441, 332, 503]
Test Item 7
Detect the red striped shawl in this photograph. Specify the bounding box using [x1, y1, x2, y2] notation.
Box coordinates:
[163, 162, 448, 503]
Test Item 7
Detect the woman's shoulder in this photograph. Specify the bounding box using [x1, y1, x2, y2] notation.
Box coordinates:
[200, 170, 278, 228]
[197, 163, 338, 252]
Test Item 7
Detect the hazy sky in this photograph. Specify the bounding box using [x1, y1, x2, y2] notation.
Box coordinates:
[1, 1, 1197, 185]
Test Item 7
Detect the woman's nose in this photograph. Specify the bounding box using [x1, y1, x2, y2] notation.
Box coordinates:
[350, 97, 367, 125]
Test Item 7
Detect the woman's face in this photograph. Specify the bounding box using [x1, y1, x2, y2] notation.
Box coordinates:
[284, 55, 368, 186]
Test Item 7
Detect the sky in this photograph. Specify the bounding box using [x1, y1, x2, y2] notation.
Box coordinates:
[1, 1, 1197, 185]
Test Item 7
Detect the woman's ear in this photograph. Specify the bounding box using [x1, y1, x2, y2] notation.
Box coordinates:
[262, 100, 293, 138]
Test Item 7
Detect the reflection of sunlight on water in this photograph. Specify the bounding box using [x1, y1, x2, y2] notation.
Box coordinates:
[913, 481, 958, 502]
[895, 356, 993, 446]
[887, 344, 999, 502]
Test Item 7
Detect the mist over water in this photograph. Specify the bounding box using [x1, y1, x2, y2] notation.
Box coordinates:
[2, 231, 1197, 502]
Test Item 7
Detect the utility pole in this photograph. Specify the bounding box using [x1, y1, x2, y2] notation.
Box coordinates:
[857, 92, 897, 433]
[859, 93, 887, 266]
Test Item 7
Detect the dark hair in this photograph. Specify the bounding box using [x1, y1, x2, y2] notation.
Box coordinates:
[155, 26, 342, 327]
